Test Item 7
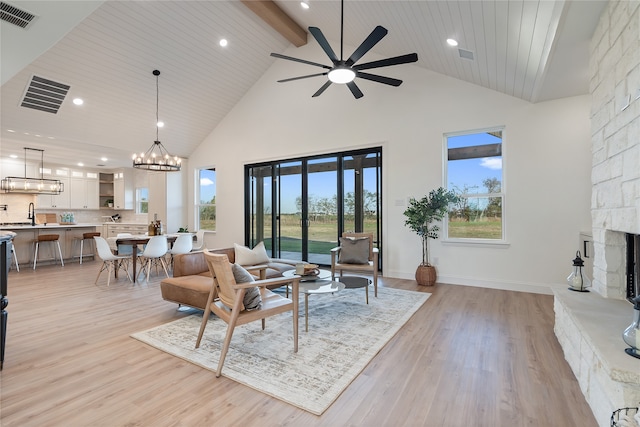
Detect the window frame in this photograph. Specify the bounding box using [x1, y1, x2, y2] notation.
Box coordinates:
[196, 167, 216, 231]
[135, 187, 148, 214]
[443, 126, 507, 245]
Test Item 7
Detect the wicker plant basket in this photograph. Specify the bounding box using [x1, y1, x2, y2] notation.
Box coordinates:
[415, 265, 436, 286]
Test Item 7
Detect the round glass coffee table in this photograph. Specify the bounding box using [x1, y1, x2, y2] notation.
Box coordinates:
[283, 270, 344, 332]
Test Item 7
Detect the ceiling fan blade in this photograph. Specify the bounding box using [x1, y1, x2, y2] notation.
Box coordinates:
[312, 80, 333, 97]
[354, 53, 418, 71]
[270, 53, 331, 70]
[309, 27, 339, 62]
[277, 73, 328, 83]
[346, 81, 364, 99]
[356, 71, 403, 87]
[345, 25, 388, 66]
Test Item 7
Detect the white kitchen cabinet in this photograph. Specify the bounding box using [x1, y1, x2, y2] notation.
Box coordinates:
[36, 176, 70, 209]
[69, 172, 99, 209]
[104, 223, 148, 237]
[113, 169, 133, 210]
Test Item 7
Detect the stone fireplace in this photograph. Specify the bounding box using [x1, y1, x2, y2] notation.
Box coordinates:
[594, 231, 639, 301]
[553, 1, 640, 426]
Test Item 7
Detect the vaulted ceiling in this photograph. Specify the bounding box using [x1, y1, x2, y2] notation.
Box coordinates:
[0, 0, 606, 169]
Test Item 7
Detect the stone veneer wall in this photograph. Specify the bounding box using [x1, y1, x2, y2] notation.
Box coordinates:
[553, 2, 640, 424]
[590, 0, 640, 299]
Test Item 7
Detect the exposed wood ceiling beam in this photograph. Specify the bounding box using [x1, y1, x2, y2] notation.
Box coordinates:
[241, 0, 307, 47]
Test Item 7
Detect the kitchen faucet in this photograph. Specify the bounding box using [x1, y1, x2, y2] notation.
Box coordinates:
[28, 202, 35, 226]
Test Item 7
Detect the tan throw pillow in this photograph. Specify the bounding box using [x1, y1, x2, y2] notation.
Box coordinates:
[232, 263, 262, 311]
[234, 241, 269, 266]
[338, 237, 370, 264]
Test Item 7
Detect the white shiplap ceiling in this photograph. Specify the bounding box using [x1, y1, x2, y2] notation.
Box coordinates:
[0, 0, 606, 169]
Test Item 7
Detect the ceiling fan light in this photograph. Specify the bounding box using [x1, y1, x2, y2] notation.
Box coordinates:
[328, 67, 355, 84]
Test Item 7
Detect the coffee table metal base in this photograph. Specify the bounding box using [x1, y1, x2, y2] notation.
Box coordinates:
[338, 276, 372, 304]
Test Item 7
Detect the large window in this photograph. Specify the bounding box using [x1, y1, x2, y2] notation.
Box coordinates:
[197, 168, 216, 231]
[136, 187, 148, 214]
[445, 128, 504, 241]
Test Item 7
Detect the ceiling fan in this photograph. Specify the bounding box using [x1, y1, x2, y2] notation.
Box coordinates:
[271, 0, 418, 99]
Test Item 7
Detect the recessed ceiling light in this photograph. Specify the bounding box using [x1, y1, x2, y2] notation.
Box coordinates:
[7, 129, 15, 133]
[101, 157, 108, 162]
[157, 121, 164, 128]
[73, 98, 84, 105]
[446, 38, 458, 47]
[301, 2, 310, 9]
[219, 38, 228, 47]
[9, 154, 18, 159]
[77, 162, 84, 167]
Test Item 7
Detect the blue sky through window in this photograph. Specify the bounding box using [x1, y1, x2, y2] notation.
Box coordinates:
[447, 132, 502, 194]
[200, 169, 216, 203]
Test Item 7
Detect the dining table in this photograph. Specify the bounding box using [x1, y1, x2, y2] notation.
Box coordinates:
[110, 234, 178, 283]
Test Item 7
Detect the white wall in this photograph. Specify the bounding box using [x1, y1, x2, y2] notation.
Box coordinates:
[187, 41, 592, 293]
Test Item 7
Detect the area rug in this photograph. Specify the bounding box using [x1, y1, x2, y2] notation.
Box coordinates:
[131, 286, 430, 415]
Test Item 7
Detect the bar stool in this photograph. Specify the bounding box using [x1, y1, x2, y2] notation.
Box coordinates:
[33, 234, 64, 269]
[74, 232, 101, 264]
[10, 238, 19, 272]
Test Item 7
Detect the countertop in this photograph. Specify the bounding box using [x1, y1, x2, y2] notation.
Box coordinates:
[0, 223, 102, 230]
[102, 223, 147, 226]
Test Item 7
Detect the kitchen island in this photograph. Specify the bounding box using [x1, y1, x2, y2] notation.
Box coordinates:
[0, 224, 102, 267]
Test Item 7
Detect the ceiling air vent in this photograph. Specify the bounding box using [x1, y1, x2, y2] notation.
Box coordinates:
[458, 49, 474, 61]
[0, 1, 37, 29]
[20, 75, 70, 114]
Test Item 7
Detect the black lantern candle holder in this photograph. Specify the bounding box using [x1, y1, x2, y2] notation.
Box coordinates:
[567, 251, 591, 292]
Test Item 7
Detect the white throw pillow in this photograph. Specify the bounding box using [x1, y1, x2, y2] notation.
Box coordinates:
[234, 241, 269, 266]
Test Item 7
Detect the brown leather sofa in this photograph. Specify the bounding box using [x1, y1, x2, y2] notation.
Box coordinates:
[160, 248, 299, 310]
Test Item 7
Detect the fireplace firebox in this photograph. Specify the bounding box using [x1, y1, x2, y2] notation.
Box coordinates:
[626, 233, 639, 302]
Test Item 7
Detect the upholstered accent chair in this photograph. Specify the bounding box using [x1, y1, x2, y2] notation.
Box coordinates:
[195, 251, 300, 377]
[330, 232, 379, 298]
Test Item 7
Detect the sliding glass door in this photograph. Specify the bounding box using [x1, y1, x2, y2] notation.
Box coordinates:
[246, 147, 381, 267]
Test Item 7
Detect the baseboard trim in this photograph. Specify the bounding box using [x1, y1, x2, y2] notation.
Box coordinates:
[385, 270, 555, 295]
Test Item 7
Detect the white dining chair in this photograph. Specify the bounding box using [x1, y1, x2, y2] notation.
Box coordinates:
[191, 230, 208, 251]
[167, 233, 193, 267]
[137, 235, 169, 282]
[94, 236, 132, 286]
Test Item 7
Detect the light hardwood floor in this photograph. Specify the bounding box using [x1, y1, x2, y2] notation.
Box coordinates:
[1, 261, 597, 426]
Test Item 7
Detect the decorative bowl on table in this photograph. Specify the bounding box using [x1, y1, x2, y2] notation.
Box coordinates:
[303, 264, 319, 276]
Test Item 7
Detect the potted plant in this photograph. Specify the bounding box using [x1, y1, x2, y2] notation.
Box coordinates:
[403, 187, 460, 286]
[104, 199, 114, 208]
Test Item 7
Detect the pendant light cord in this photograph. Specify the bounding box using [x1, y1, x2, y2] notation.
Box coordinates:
[155, 71, 160, 141]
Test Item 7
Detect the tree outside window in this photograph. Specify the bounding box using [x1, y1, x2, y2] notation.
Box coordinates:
[197, 168, 216, 231]
[136, 188, 148, 214]
[445, 128, 504, 240]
